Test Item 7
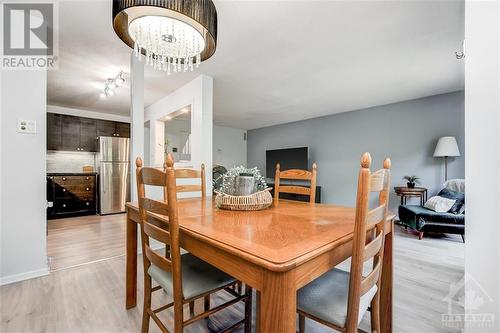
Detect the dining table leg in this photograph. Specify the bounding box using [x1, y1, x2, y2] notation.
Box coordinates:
[126, 210, 138, 309]
[380, 219, 394, 333]
[259, 271, 296, 332]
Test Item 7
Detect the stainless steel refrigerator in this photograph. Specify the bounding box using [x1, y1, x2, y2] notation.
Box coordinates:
[98, 137, 130, 215]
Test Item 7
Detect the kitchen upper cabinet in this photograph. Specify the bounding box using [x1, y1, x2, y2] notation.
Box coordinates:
[79, 118, 97, 151]
[47, 113, 62, 150]
[61, 115, 82, 151]
[46, 113, 130, 151]
[60, 115, 97, 152]
[97, 120, 117, 137]
[97, 119, 130, 138]
[115, 122, 130, 138]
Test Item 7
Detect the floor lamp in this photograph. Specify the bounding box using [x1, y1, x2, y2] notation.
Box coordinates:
[433, 136, 461, 181]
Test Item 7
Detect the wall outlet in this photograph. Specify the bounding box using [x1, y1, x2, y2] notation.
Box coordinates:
[17, 119, 37, 134]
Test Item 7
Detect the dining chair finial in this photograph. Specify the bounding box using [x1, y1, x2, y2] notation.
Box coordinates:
[166, 153, 174, 168]
[136, 157, 143, 168]
[383, 157, 391, 169]
[360, 152, 371, 168]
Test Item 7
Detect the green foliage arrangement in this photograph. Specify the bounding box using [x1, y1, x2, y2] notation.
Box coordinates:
[214, 166, 267, 196]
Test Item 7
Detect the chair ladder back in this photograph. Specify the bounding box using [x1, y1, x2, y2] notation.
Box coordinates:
[163, 154, 184, 316]
[363, 229, 384, 261]
[345, 153, 391, 332]
[139, 168, 167, 187]
[279, 168, 313, 180]
[136, 156, 183, 303]
[369, 169, 386, 192]
[274, 162, 317, 203]
[366, 204, 386, 230]
[164, 162, 206, 198]
[143, 220, 171, 245]
[360, 256, 382, 295]
[144, 246, 172, 272]
[139, 197, 169, 217]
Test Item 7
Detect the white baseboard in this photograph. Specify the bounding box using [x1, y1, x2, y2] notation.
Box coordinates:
[0, 267, 49, 286]
[0, 243, 165, 286]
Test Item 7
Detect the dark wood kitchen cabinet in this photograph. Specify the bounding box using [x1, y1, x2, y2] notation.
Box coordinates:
[79, 117, 98, 151]
[47, 173, 97, 219]
[60, 115, 82, 151]
[96, 119, 116, 137]
[60, 115, 97, 152]
[115, 122, 130, 138]
[97, 119, 130, 138]
[47, 113, 62, 150]
[47, 113, 130, 151]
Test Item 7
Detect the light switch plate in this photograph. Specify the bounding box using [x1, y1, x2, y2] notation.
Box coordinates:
[17, 119, 37, 134]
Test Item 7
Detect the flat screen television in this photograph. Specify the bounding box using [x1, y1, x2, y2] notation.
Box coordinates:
[266, 147, 308, 178]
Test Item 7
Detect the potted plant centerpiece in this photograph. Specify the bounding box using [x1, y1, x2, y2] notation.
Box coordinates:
[214, 166, 273, 210]
[403, 175, 421, 188]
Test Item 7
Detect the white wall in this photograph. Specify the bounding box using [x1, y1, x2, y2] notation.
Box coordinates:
[145, 75, 213, 197]
[0, 69, 49, 285]
[248, 92, 464, 211]
[464, 2, 500, 331]
[47, 105, 130, 123]
[165, 117, 192, 161]
[213, 125, 247, 168]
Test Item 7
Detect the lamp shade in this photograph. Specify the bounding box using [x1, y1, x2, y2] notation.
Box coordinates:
[433, 136, 461, 157]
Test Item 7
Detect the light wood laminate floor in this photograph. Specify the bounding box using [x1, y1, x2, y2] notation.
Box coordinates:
[4, 216, 464, 333]
[47, 214, 127, 271]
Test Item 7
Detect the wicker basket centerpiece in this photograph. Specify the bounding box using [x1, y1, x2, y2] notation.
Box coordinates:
[215, 188, 273, 211]
[213, 166, 272, 211]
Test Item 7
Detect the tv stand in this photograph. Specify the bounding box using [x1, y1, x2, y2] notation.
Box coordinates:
[266, 180, 321, 203]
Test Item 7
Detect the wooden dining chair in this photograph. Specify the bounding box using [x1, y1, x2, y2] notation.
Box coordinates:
[274, 162, 318, 203]
[163, 162, 206, 199]
[136, 155, 252, 333]
[163, 158, 242, 302]
[297, 152, 391, 333]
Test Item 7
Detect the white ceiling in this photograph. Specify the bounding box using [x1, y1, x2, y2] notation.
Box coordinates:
[48, 0, 464, 130]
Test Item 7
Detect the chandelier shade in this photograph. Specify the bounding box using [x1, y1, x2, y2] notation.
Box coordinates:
[112, 0, 217, 72]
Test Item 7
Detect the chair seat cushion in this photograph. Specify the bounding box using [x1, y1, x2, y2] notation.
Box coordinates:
[148, 253, 236, 300]
[297, 268, 377, 327]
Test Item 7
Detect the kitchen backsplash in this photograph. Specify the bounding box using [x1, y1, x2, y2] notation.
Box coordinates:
[47, 151, 96, 173]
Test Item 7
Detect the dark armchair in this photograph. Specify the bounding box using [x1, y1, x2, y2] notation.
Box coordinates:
[398, 179, 465, 242]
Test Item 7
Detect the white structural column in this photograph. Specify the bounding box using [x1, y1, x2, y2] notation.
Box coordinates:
[200, 75, 214, 194]
[130, 53, 145, 201]
[465, 1, 500, 332]
[144, 75, 214, 197]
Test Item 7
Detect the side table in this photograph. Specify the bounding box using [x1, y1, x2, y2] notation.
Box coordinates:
[394, 186, 428, 206]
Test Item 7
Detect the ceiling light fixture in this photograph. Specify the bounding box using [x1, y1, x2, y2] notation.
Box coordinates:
[101, 71, 126, 98]
[112, 0, 218, 74]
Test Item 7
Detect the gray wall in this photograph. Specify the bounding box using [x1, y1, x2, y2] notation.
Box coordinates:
[247, 91, 464, 212]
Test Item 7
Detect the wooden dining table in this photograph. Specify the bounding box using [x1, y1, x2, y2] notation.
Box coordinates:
[125, 198, 394, 333]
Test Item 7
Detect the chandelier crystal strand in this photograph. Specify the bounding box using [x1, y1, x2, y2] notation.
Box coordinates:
[127, 15, 206, 72]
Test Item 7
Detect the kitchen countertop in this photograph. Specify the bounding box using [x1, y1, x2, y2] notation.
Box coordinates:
[47, 172, 98, 176]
